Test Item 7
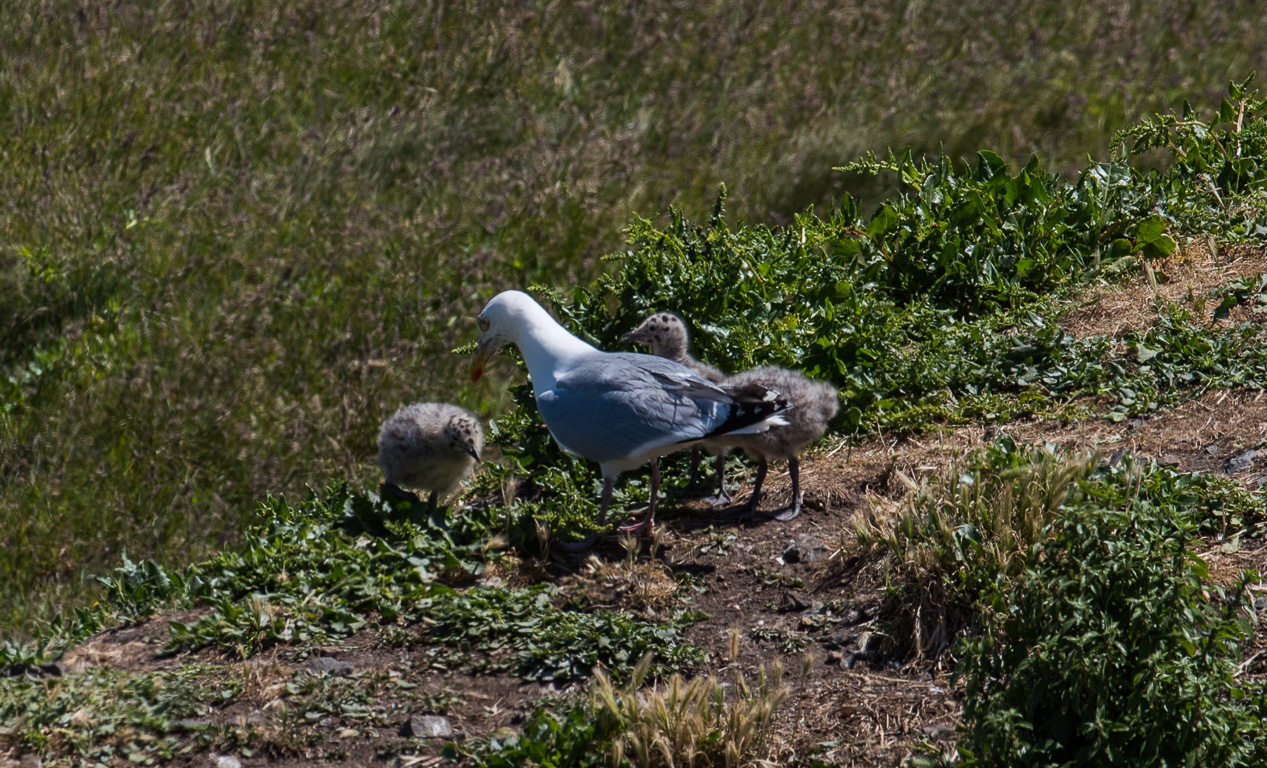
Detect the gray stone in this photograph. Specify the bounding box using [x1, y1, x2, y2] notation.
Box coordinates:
[403, 714, 453, 739]
[779, 592, 811, 612]
[308, 656, 356, 675]
[1229, 449, 1258, 472]
[211, 755, 242, 768]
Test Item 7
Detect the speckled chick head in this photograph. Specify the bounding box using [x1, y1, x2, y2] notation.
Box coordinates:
[444, 411, 484, 463]
[621, 312, 726, 383]
[621, 312, 690, 362]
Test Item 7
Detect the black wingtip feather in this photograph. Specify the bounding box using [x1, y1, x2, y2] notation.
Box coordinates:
[694, 386, 792, 441]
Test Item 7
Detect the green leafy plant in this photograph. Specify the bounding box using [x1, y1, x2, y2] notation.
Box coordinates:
[956, 485, 1267, 766]
[847, 438, 1095, 658]
[422, 585, 705, 683]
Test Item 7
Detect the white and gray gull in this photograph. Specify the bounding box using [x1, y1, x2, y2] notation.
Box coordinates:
[470, 290, 790, 534]
[377, 402, 484, 513]
[623, 313, 840, 519]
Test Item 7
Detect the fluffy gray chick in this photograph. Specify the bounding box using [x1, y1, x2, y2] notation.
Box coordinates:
[377, 402, 484, 512]
[621, 312, 733, 503]
[715, 366, 839, 520]
[621, 312, 726, 383]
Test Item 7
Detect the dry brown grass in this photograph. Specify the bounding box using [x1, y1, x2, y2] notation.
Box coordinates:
[1062, 243, 1267, 339]
[840, 447, 1096, 658]
[593, 651, 788, 768]
[562, 535, 679, 617]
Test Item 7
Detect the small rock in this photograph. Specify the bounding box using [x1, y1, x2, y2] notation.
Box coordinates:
[799, 615, 816, 629]
[924, 722, 956, 739]
[782, 541, 802, 564]
[1205, 445, 1221, 456]
[1229, 449, 1257, 472]
[19, 755, 42, 768]
[779, 592, 811, 612]
[309, 657, 356, 675]
[1254, 596, 1267, 613]
[842, 609, 864, 626]
[403, 714, 453, 739]
[1158, 454, 1182, 467]
[808, 600, 825, 615]
[826, 650, 844, 665]
[210, 755, 242, 768]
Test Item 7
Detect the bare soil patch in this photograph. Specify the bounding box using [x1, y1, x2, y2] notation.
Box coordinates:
[1062, 242, 1267, 338]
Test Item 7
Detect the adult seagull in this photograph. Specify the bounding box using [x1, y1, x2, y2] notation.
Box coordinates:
[470, 290, 789, 534]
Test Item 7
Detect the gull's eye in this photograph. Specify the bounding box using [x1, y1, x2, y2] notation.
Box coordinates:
[478, 318, 490, 332]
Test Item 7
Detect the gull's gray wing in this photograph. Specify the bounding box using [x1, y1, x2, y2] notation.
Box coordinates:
[535, 352, 731, 465]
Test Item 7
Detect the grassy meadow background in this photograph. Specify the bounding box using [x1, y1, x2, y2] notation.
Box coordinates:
[2, 0, 1266, 636]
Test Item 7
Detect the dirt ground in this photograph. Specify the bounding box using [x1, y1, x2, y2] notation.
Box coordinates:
[8, 245, 1267, 768]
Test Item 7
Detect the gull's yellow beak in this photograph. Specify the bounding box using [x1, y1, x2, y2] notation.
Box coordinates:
[470, 340, 490, 383]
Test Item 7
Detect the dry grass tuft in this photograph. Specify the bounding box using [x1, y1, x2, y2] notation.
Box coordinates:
[593, 653, 788, 768]
[839, 446, 1096, 659]
[564, 535, 679, 616]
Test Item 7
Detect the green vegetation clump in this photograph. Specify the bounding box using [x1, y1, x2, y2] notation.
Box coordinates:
[850, 439, 1096, 658]
[423, 585, 705, 683]
[957, 477, 1267, 767]
[841, 438, 1267, 766]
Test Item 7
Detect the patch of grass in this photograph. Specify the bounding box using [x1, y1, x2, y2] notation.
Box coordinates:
[847, 438, 1095, 658]
[4, 0, 1267, 633]
[422, 585, 705, 683]
[564, 538, 681, 617]
[0, 666, 224, 764]
[748, 626, 811, 656]
[449, 699, 617, 768]
[593, 653, 788, 768]
[843, 436, 1267, 663]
